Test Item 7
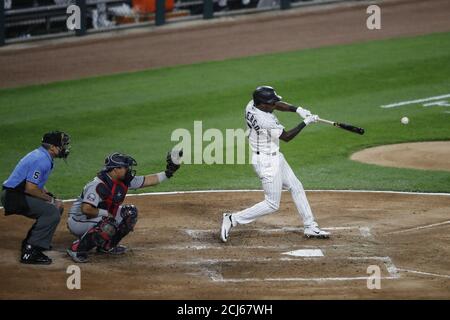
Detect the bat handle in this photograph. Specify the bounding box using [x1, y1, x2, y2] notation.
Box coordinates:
[317, 118, 335, 125]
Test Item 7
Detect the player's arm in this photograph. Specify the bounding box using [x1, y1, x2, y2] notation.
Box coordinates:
[279, 115, 319, 142]
[43, 186, 58, 200]
[80, 194, 109, 219]
[25, 162, 52, 201]
[279, 123, 307, 142]
[131, 170, 177, 189]
[25, 162, 64, 208]
[79, 183, 105, 218]
[274, 101, 298, 112]
[129, 150, 183, 189]
[81, 203, 101, 218]
[43, 186, 53, 197]
[25, 182, 64, 209]
[129, 167, 180, 189]
[275, 101, 312, 118]
[135, 174, 162, 188]
[25, 182, 53, 202]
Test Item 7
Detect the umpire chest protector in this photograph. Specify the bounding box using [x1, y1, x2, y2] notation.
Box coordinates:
[96, 171, 128, 217]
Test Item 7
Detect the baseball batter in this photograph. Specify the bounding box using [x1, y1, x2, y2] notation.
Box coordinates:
[221, 86, 330, 242]
[66, 151, 182, 263]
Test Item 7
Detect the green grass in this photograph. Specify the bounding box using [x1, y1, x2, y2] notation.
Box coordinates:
[1, 32, 450, 198]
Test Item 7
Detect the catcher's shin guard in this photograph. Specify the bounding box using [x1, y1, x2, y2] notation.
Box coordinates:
[112, 205, 138, 246]
[76, 217, 118, 252]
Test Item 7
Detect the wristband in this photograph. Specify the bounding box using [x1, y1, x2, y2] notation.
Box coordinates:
[157, 171, 168, 183]
[98, 209, 108, 217]
[288, 105, 297, 112]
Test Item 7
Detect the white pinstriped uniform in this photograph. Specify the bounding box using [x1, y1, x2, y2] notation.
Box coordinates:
[231, 100, 315, 227]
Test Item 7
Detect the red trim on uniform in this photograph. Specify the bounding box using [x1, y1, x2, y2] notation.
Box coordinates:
[96, 176, 128, 218]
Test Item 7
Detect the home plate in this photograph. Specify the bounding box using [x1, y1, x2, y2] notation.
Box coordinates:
[282, 249, 324, 257]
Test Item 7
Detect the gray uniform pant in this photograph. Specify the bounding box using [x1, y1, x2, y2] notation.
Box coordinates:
[1, 190, 61, 250]
[67, 213, 125, 238]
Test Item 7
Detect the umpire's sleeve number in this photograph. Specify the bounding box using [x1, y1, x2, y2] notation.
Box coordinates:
[33, 171, 40, 180]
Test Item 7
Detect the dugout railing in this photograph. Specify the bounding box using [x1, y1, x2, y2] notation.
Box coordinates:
[0, 0, 352, 46]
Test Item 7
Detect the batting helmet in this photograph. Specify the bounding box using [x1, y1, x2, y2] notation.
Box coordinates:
[253, 86, 282, 106]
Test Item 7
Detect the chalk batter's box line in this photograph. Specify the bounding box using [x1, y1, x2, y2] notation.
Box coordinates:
[203, 256, 400, 283]
[184, 226, 372, 238]
[133, 244, 352, 250]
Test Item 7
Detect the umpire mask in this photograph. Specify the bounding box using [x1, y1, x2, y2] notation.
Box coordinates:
[42, 131, 71, 159]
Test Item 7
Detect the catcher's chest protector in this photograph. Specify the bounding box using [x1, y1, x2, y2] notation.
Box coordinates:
[96, 172, 128, 217]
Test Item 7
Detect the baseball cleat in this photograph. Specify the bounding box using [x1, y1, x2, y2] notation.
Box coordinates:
[304, 224, 330, 239]
[20, 244, 52, 265]
[66, 248, 89, 263]
[220, 213, 234, 243]
[97, 245, 127, 255]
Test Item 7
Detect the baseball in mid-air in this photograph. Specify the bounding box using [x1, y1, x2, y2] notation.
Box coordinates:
[401, 116, 409, 125]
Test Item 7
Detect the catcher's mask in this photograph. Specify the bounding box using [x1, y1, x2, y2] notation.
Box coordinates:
[42, 131, 71, 159]
[103, 152, 137, 184]
[253, 86, 282, 106]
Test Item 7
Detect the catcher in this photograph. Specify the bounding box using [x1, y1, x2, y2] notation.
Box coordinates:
[66, 150, 182, 263]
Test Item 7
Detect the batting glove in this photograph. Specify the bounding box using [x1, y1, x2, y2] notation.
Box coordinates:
[304, 114, 319, 126]
[296, 107, 312, 119]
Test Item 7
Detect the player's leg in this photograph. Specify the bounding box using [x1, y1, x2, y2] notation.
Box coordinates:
[221, 155, 283, 242]
[67, 215, 99, 238]
[280, 154, 330, 238]
[66, 206, 138, 262]
[280, 154, 315, 226]
[66, 216, 116, 263]
[98, 205, 138, 255]
[19, 196, 62, 264]
[232, 176, 282, 224]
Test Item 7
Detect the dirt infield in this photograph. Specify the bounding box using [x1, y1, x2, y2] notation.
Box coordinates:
[0, 191, 449, 299]
[1, 0, 450, 88]
[351, 141, 450, 171]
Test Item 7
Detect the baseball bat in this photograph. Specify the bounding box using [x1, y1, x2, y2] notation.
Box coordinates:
[318, 118, 365, 135]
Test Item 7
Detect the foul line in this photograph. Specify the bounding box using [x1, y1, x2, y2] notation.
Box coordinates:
[124, 189, 450, 199]
[380, 93, 450, 108]
[387, 220, 450, 235]
[397, 268, 450, 279]
[1, 189, 449, 210]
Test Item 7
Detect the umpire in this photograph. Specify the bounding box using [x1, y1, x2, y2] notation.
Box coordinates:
[1, 131, 70, 265]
